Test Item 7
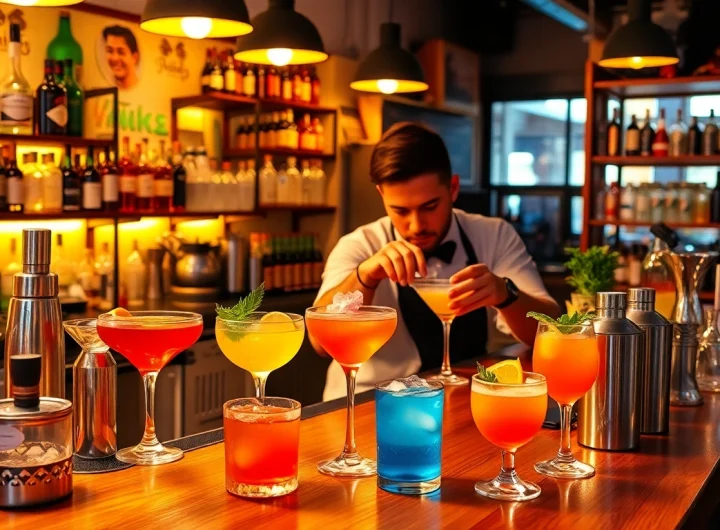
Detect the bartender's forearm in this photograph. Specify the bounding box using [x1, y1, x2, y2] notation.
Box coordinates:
[499, 293, 561, 347]
[310, 267, 379, 356]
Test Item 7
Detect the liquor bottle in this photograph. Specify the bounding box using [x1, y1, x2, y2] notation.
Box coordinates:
[703, 110, 718, 155]
[268, 111, 280, 148]
[224, 55, 236, 94]
[273, 236, 286, 292]
[257, 65, 266, 99]
[0, 146, 7, 211]
[95, 242, 114, 311]
[259, 154, 277, 205]
[210, 54, 224, 91]
[266, 67, 279, 99]
[46, 11, 83, 83]
[668, 109, 687, 157]
[281, 67, 292, 101]
[652, 109, 669, 156]
[76, 247, 99, 305]
[136, 139, 154, 210]
[234, 59, 243, 95]
[62, 145, 81, 211]
[42, 153, 63, 212]
[605, 181, 620, 220]
[102, 146, 119, 211]
[171, 141, 186, 212]
[37, 59, 68, 135]
[301, 159, 312, 204]
[0, 24, 32, 135]
[125, 240, 146, 307]
[312, 159, 327, 205]
[261, 233, 274, 292]
[639, 109, 654, 156]
[301, 68, 312, 103]
[63, 58, 83, 137]
[606, 108, 620, 156]
[247, 116, 257, 149]
[243, 63, 256, 97]
[236, 117, 247, 150]
[292, 67, 303, 102]
[82, 146, 102, 211]
[313, 117, 325, 152]
[201, 49, 213, 92]
[711, 171, 720, 222]
[287, 156, 301, 205]
[688, 116, 703, 155]
[53, 233, 74, 290]
[299, 113, 317, 151]
[23, 153, 43, 212]
[310, 67, 321, 105]
[118, 137, 136, 211]
[625, 114, 640, 156]
[153, 143, 173, 210]
[286, 109, 299, 149]
[277, 111, 289, 148]
[1, 238, 21, 311]
[6, 153, 23, 213]
[258, 115, 267, 148]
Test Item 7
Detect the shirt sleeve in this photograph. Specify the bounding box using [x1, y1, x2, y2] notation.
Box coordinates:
[489, 220, 554, 335]
[315, 228, 376, 303]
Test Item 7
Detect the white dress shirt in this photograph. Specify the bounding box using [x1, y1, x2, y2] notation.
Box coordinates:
[315, 209, 553, 401]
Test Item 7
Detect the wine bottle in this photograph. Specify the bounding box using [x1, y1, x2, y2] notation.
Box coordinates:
[62, 145, 81, 211]
[640, 109, 655, 156]
[47, 11, 83, 83]
[0, 23, 32, 135]
[37, 59, 68, 135]
[82, 146, 102, 211]
[703, 110, 718, 156]
[652, 109, 669, 156]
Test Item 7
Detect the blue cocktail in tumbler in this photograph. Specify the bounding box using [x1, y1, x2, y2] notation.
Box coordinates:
[375, 376, 444, 494]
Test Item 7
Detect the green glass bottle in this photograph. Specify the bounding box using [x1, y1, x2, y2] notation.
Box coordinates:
[47, 11, 83, 85]
[63, 58, 83, 137]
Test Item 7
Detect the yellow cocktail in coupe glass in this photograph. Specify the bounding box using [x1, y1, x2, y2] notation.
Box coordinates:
[413, 278, 468, 386]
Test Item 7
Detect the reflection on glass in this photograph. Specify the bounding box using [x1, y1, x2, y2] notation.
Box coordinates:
[569, 98, 586, 186]
[502, 194, 562, 261]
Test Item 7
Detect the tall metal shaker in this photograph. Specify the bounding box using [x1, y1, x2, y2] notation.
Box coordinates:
[146, 247, 166, 300]
[578, 292, 643, 451]
[4, 229, 65, 399]
[227, 233, 248, 294]
[625, 288, 673, 434]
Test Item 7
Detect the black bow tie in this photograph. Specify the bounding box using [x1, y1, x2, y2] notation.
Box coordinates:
[424, 240, 457, 264]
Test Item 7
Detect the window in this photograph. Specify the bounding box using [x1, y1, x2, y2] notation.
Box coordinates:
[489, 97, 585, 264]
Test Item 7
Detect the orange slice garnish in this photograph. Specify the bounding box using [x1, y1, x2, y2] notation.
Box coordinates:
[108, 307, 131, 317]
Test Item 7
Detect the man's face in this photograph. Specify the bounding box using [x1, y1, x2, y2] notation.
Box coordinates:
[105, 35, 136, 82]
[377, 173, 459, 252]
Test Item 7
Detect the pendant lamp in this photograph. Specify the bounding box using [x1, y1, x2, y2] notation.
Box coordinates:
[350, 22, 428, 94]
[0, 0, 82, 5]
[235, 0, 327, 66]
[599, 0, 678, 69]
[141, 0, 253, 40]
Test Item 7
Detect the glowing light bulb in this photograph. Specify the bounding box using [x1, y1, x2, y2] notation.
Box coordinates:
[11, 0, 38, 5]
[376, 79, 399, 95]
[181, 17, 213, 39]
[267, 48, 294, 67]
[631, 56, 644, 69]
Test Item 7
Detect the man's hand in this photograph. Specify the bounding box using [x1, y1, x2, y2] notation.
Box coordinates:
[357, 241, 428, 287]
[448, 264, 508, 316]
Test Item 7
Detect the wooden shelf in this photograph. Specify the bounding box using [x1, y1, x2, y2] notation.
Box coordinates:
[592, 155, 720, 167]
[0, 134, 114, 148]
[171, 92, 257, 112]
[589, 219, 720, 229]
[594, 75, 720, 98]
[258, 204, 335, 214]
[258, 98, 336, 114]
[225, 147, 335, 159]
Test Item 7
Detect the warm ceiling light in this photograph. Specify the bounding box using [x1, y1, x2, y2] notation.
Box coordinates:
[0, 0, 83, 5]
[141, 0, 253, 39]
[350, 23, 428, 94]
[598, 0, 678, 70]
[235, 0, 328, 66]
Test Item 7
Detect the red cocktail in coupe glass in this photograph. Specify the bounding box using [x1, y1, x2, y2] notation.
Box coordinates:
[97, 310, 203, 465]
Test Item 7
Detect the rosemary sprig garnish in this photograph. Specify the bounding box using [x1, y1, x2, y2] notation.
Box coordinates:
[527, 311, 595, 334]
[216, 284, 264, 342]
[476, 363, 498, 383]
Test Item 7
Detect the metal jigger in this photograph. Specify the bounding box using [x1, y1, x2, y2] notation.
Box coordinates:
[662, 250, 718, 406]
[63, 318, 117, 458]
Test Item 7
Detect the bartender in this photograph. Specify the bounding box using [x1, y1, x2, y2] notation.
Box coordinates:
[311, 122, 560, 400]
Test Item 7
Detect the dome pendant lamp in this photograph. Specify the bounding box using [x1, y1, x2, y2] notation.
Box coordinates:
[599, 0, 678, 69]
[0, 0, 82, 6]
[350, 22, 428, 94]
[235, 0, 328, 66]
[141, 0, 253, 40]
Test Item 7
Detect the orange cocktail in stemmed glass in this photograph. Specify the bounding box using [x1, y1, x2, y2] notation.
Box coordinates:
[532, 318, 599, 479]
[306, 305, 397, 477]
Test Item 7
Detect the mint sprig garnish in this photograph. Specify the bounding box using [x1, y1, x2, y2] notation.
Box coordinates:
[216, 283, 264, 321]
[476, 363, 498, 383]
[527, 311, 595, 334]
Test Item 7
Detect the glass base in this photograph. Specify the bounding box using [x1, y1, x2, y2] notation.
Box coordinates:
[426, 372, 469, 386]
[474, 475, 541, 502]
[318, 454, 376, 477]
[534, 457, 595, 479]
[226, 477, 298, 498]
[378, 475, 440, 495]
[116, 443, 183, 466]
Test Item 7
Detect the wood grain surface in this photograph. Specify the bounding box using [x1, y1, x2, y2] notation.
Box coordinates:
[5, 360, 720, 530]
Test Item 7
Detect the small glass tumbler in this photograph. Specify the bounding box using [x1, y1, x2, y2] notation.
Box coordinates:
[223, 397, 301, 498]
[375, 377, 444, 495]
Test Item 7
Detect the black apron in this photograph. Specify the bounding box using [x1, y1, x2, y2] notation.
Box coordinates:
[392, 217, 488, 371]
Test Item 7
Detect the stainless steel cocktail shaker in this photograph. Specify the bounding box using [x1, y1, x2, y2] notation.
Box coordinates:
[578, 292, 643, 451]
[625, 288, 673, 434]
[4, 229, 65, 399]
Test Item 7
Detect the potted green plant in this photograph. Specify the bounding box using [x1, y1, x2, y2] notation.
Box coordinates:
[564, 246, 620, 312]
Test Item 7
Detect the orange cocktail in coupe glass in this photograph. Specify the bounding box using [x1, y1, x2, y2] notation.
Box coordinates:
[532, 317, 599, 479]
[97, 310, 203, 465]
[306, 302, 397, 477]
[471, 370, 547, 501]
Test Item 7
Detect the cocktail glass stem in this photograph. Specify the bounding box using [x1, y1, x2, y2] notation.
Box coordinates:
[342, 367, 358, 458]
[499, 449, 518, 484]
[140, 372, 162, 448]
[252, 374, 269, 402]
[534, 402, 594, 479]
[557, 404, 575, 464]
[440, 320, 453, 376]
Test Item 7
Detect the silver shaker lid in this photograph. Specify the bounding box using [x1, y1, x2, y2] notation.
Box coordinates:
[12, 229, 58, 298]
[626, 287, 671, 326]
[594, 291, 642, 335]
[595, 291, 627, 310]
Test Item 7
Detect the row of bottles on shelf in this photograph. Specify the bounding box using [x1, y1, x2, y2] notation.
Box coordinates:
[598, 179, 717, 224]
[186, 159, 256, 212]
[201, 47, 321, 104]
[236, 109, 325, 152]
[0, 22, 84, 137]
[258, 155, 327, 207]
[248, 232, 324, 295]
[600, 108, 720, 157]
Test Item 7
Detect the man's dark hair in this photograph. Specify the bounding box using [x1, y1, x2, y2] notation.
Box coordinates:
[370, 121, 451, 185]
[103, 25, 139, 56]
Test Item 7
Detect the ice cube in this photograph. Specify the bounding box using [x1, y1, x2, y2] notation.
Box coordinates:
[402, 375, 432, 388]
[327, 290, 364, 313]
[382, 380, 407, 392]
[404, 409, 438, 432]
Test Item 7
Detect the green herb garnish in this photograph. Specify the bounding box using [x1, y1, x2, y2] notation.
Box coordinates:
[476, 363, 498, 383]
[216, 283, 265, 321]
[564, 246, 619, 296]
[527, 311, 595, 334]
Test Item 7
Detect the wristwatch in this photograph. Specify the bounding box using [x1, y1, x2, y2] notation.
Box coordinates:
[495, 277, 519, 309]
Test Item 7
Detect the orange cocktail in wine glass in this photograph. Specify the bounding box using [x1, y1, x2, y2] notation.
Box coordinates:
[306, 304, 397, 476]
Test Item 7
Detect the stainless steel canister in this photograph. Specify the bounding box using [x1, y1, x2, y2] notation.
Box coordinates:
[625, 288, 673, 434]
[227, 233, 248, 294]
[146, 247, 166, 300]
[578, 292, 643, 451]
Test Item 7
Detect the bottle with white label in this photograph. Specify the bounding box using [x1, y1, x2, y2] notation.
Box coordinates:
[102, 146, 119, 211]
[82, 146, 102, 210]
[42, 153, 63, 212]
[136, 139, 154, 210]
[22, 152, 44, 212]
[258, 154, 276, 205]
[0, 23, 32, 135]
[6, 154, 23, 213]
[125, 240, 146, 307]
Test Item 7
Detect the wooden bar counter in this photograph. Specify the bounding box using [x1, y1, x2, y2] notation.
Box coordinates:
[5, 358, 720, 529]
